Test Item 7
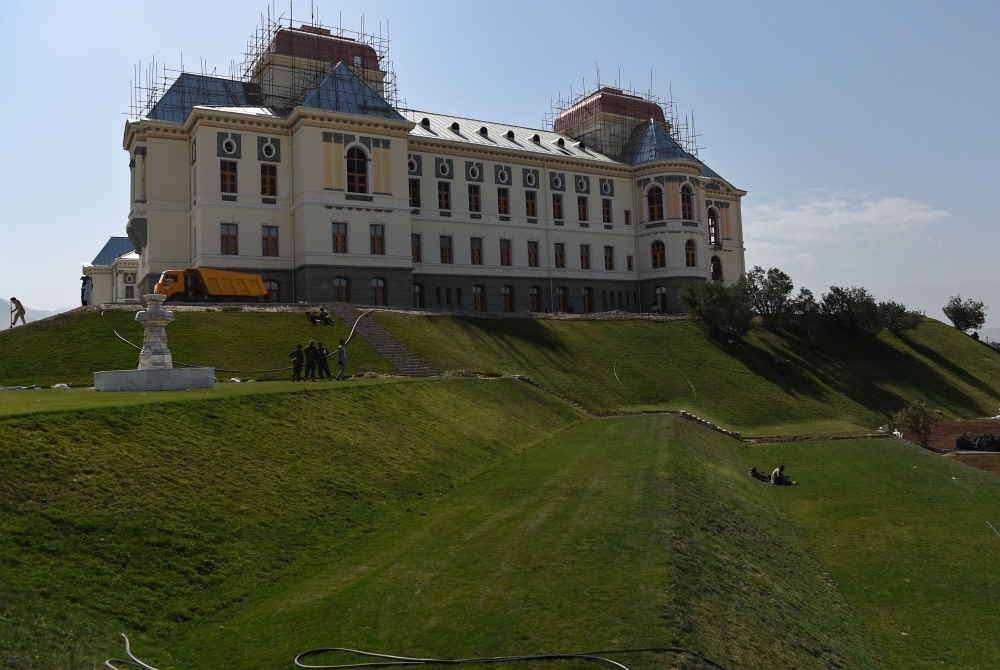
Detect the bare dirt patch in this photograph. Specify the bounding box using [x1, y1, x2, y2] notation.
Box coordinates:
[927, 418, 1000, 451]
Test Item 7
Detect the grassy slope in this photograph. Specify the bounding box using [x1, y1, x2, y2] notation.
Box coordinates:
[746, 438, 1000, 669]
[149, 415, 873, 670]
[0, 378, 582, 668]
[375, 314, 1000, 433]
[0, 309, 396, 387]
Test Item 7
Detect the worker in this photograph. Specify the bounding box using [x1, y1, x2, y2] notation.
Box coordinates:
[304, 340, 319, 381]
[10, 297, 26, 327]
[336, 338, 347, 380]
[288, 344, 304, 381]
[317, 341, 332, 380]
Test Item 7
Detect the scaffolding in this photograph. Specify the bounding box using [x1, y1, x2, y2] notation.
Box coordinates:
[129, 4, 401, 121]
[543, 75, 702, 160]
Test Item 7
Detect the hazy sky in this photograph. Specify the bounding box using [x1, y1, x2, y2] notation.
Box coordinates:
[1, 0, 997, 327]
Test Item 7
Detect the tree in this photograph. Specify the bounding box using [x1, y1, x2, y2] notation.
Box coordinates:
[790, 287, 819, 320]
[892, 400, 939, 449]
[878, 301, 924, 334]
[820, 286, 882, 337]
[745, 266, 795, 328]
[942, 295, 987, 333]
[679, 276, 753, 336]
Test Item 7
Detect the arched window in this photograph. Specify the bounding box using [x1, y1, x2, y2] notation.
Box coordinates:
[685, 239, 696, 267]
[502, 285, 515, 312]
[708, 208, 720, 245]
[473, 285, 486, 312]
[371, 277, 386, 306]
[333, 277, 350, 303]
[651, 240, 666, 269]
[413, 283, 424, 308]
[530, 286, 542, 312]
[711, 256, 723, 281]
[264, 280, 279, 303]
[557, 287, 568, 312]
[346, 146, 368, 194]
[654, 286, 668, 313]
[646, 185, 664, 222]
[681, 184, 694, 220]
[581, 287, 592, 313]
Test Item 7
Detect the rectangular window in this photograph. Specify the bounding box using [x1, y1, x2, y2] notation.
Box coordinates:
[221, 223, 238, 255]
[370, 224, 385, 255]
[552, 193, 563, 221]
[440, 235, 453, 264]
[527, 241, 539, 267]
[409, 178, 421, 208]
[470, 237, 483, 265]
[554, 243, 565, 269]
[602, 198, 612, 224]
[332, 223, 348, 253]
[411, 233, 421, 263]
[220, 161, 237, 193]
[456, 287, 462, 305]
[438, 182, 451, 210]
[525, 190, 537, 218]
[580, 244, 591, 269]
[624, 210, 631, 226]
[261, 164, 277, 196]
[262, 225, 279, 257]
[627, 255, 634, 271]
[500, 239, 512, 266]
[446, 287, 452, 305]
[468, 184, 481, 213]
[604, 245, 614, 270]
[125, 286, 135, 300]
[578, 196, 589, 222]
[497, 187, 510, 216]
[435, 286, 442, 305]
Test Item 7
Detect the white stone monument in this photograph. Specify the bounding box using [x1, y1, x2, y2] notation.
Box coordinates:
[94, 295, 214, 392]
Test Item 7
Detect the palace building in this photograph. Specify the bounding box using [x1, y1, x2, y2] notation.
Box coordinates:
[123, 20, 745, 312]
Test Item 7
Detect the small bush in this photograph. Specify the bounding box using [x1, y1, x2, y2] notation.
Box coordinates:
[892, 400, 939, 448]
[878, 301, 924, 334]
[679, 278, 753, 336]
[942, 295, 987, 333]
[820, 286, 882, 337]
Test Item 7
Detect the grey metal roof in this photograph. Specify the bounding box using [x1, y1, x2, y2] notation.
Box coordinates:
[145, 73, 250, 124]
[622, 119, 697, 165]
[402, 110, 620, 164]
[90, 237, 136, 266]
[299, 62, 405, 120]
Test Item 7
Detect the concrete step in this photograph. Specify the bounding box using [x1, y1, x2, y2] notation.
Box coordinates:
[321, 303, 436, 377]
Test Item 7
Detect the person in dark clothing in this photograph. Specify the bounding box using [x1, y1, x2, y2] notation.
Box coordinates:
[318, 306, 334, 325]
[317, 341, 332, 380]
[288, 344, 304, 381]
[336, 338, 347, 380]
[773, 356, 787, 377]
[304, 340, 319, 381]
[306, 310, 319, 326]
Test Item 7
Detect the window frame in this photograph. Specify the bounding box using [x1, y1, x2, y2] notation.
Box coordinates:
[220, 160, 238, 194]
[333, 222, 348, 254]
[438, 181, 452, 211]
[552, 193, 563, 221]
[468, 184, 481, 213]
[499, 238, 512, 266]
[260, 164, 277, 197]
[333, 277, 350, 303]
[346, 145, 369, 194]
[527, 240, 539, 268]
[264, 279, 279, 303]
[411, 233, 422, 263]
[262, 224, 279, 257]
[525, 190, 538, 218]
[220, 223, 238, 255]
[470, 236, 483, 265]
[604, 245, 614, 271]
[580, 244, 591, 270]
[409, 178, 421, 208]
[530, 286, 542, 312]
[685, 239, 697, 267]
[602, 198, 612, 224]
[554, 242, 565, 269]
[371, 277, 387, 306]
[473, 285, 486, 312]
[577, 196, 589, 222]
[681, 184, 694, 220]
[651, 240, 666, 269]
[502, 285, 515, 313]
[646, 185, 664, 222]
[369, 224, 385, 255]
[440, 235, 454, 264]
[497, 187, 510, 216]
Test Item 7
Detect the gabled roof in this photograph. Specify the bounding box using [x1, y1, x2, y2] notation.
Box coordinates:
[299, 62, 405, 120]
[90, 237, 136, 266]
[146, 73, 250, 124]
[622, 119, 697, 165]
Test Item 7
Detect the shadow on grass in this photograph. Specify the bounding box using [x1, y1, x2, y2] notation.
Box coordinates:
[450, 317, 582, 373]
[897, 334, 1000, 402]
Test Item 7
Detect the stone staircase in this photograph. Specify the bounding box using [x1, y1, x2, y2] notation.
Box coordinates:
[326, 303, 437, 377]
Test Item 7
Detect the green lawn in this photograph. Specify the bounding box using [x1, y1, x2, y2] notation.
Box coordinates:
[746, 438, 1000, 668]
[0, 308, 396, 387]
[0, 378, 582, 668]
[374, 314, 1000, 433]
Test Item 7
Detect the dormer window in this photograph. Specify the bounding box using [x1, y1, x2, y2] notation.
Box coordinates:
[479, 126, 488, 136]
[532, 134, 540, 143]
[506, 130, 515, 140]
[421, 118, 431, 128]
[451, 121, 460, 132]
[554, 138, 565, 147]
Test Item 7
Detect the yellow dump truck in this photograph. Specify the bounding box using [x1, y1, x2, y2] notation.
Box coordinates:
[154, 268, 270, 302]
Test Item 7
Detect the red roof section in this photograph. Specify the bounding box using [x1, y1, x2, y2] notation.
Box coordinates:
[554, 87, 667, 134]
[268, 26, 381, 71]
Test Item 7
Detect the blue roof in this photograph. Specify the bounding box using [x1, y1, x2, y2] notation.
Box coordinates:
[91, 237, 136, 266]
[146, 73, 249, 123]
[299, 62, 405, 120]
[622, 119, 697, 165]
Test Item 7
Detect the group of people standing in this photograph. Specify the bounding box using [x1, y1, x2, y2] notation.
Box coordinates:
[289, 339, 347, 381]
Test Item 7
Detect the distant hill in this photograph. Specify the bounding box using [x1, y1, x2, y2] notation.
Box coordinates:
[0, 297, 71, 330]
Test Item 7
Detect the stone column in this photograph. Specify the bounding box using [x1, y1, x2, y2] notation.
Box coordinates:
[136, 294, 175, 370]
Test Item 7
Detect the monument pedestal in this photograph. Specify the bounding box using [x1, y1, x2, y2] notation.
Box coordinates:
[94, 367, 215, 392]
[94, 293, 215, 392]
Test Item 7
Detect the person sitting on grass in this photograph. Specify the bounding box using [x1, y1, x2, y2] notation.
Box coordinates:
[306, 310, 319, 326]
[748, 467, 769, 482]
[770, 465, 798, 486]
[318, 306, 334, 325]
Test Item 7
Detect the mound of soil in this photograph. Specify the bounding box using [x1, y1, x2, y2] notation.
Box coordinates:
[925, 419, 1000, 451]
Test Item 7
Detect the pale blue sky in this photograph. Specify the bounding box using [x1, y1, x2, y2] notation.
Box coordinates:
[1, 0, 997, 327]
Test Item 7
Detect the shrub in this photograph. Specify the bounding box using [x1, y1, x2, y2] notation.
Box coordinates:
[820, 286, 882, 337]
[892, 400, 939, 448]
[942, 295, 987, 333]
[679, 277, 753, 336]
[878, 301, 924, 334]
[745, 266, 795, 328]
